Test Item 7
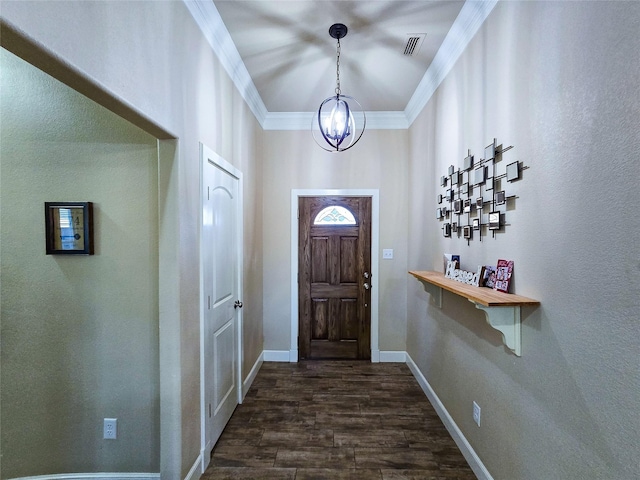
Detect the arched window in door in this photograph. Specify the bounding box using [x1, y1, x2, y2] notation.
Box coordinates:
[313, 206, 356, 225]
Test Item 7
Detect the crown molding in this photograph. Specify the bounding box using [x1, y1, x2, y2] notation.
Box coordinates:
[183, 0, 268, 125]
[185, 0, 497, 131]
[404, 0, 498, 126]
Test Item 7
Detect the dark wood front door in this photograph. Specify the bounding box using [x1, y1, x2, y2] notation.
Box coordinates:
[298, 196, 372, 360]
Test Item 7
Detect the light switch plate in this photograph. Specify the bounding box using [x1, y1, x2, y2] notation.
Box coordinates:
[382, 249, 394, 259]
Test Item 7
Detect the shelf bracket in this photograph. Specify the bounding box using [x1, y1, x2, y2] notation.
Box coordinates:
[471, 301, 521, 356]
[418, 280, 442, 308]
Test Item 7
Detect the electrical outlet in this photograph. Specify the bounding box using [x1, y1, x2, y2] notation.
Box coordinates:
[382, 249, 394, 259]
[473, 401, 481, 427]
[104, 418, 117, 439]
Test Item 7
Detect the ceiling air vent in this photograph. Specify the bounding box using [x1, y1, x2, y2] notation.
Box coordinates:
[403, 33, 426, 56]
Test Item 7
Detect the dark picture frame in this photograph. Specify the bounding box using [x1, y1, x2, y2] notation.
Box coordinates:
[45, 202, 94, 255]
[463, 225, 472, 239]
[496, 190, 506, 205]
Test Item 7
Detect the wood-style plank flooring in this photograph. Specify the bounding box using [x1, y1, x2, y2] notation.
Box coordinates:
[201, 361, 477, 480]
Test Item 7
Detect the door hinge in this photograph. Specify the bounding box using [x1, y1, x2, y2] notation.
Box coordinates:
[208, 295, 211, 310]
[209, 403, 212, 418]
[207, 186, 210, 200]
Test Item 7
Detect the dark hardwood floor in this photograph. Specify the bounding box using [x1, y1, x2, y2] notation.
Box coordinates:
[201, 361, 477, 480]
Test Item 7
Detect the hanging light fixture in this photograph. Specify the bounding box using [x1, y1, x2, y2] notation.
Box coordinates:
[312, 23, 366, 152]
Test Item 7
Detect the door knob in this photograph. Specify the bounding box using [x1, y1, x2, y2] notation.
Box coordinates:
[363, 283, 370, 290]
[364, 272, 370, 279]
[234, 300, 243, 309]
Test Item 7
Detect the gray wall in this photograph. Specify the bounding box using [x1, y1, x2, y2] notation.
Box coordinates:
[1, 49, 159, 477]
[407, 2, 640, 478]
[1, 1, 264, 477]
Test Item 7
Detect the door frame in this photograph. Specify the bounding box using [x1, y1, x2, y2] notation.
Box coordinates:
[199, 143, 244, 470]
[290, 189, 380, 363]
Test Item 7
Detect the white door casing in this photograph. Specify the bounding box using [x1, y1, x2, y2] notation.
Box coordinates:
[200, 143, 243, 471]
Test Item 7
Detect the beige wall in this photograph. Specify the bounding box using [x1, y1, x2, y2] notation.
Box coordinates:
[0, 49, 159, 476]
[407, 1, 640, 478]
[262, 129, 409, 355]
[1, 1, 264, 478]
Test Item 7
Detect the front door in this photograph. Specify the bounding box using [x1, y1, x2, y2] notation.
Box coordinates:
[298, 196, 372, 360]
[201, 144, 241, 462]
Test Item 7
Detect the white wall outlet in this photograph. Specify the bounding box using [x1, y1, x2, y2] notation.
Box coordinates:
[104, 418, 117, 439]
[382, 249, 394, 259]
[473, 401, 481, 427]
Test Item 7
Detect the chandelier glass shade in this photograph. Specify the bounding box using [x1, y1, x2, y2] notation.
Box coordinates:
[312, 24, 366, 152]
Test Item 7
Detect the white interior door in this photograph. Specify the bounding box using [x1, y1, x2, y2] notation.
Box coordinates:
[201, 143, 242, 468]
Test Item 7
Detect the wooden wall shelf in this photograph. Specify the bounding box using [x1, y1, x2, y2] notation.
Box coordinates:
[409, 270, 540, 356]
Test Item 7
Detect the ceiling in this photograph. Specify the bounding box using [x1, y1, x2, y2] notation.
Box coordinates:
[186, 1, 497, 128]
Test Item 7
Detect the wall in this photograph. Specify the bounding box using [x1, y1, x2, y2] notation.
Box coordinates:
[407, 2, 640, 479]
[0, 49, 159, 476]
[0, 1, 264, 478]
[262, 129, 409, 356]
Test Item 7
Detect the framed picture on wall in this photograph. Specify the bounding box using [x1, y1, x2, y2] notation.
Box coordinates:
[461, 183, 468, 195]
[437, 208, 442, 219]
[45, 202, 94, 255]
[496, 190, 506, 205]
[476, 197, 484, 209]
[485, 177, 494, 191]
[454, 199, 463, 214]
[506, 161, 521, 182]
[448, 165, 455, 176]
[473, 218, 480, 230]
[452, 222, 458, 232]
[438, 194, 443, 204]
[474, 166, 485, 186]
[441, 176, 447, 187]
[443, 223, 451, 237]
[489, 211, 500, 230]
[463, 199, 471, 213]
[463, 154, 474, 171]
[463, 225, 472, 239]
[451, 171, 460, 186]
[485, 139, 496, 161]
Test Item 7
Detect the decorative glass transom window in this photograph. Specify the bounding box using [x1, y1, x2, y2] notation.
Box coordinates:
[313, 206, 357, 225]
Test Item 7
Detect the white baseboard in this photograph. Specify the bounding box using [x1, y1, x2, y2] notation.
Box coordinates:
[263, 350, 291, 362]
[243, 351, 264, 399]
[379, 351, 407, 363]
[405, 353, 493, 480]
[10, 474, 160, 480]
[184, 454, 202, 480]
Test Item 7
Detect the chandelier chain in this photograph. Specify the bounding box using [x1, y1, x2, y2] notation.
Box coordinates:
[335, 38, 341, 96]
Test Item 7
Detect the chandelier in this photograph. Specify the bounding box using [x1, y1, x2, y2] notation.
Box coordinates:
[312, 23, 366, 152]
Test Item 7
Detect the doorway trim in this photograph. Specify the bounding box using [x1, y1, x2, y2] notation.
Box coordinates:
[290, 189, 380, 363]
